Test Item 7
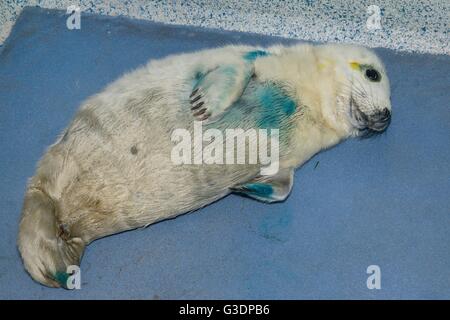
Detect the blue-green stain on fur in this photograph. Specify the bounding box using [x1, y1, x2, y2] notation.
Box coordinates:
[193, 71, 204, 88]
[258, 86, 296, 114]
[194, 71, 203, 81]
[203, 80, 297, 145]
[244, 50, 269, 61]
[220, 65, 238, 77]
[255, 85, 297, 128]
[54, 271, 70, 288]
[244, 183, 274, 197]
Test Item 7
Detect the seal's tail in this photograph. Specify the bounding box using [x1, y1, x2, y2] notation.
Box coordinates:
[17, 188, 85, 288]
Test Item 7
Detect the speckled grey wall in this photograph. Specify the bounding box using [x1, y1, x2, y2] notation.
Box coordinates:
[0, 0, 448, 54]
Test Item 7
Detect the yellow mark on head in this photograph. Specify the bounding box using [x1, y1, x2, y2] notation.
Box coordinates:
[318, 58, 333, 71]
[350, 61, 361, 70]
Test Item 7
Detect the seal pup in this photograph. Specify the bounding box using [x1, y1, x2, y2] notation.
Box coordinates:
[18, 43, 391, 287]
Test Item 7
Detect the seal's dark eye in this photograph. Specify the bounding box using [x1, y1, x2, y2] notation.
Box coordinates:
[365, 69, 381, 82]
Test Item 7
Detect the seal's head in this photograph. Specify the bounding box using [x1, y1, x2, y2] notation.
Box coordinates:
[318, 44, 392, 138]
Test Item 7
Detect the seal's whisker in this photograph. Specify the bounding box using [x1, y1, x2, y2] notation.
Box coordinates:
[338, 81, 367, 105]
[352, 78, 370, 102]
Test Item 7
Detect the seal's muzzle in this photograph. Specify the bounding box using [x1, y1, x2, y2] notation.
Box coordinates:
[368, 108, 391, 132]
[350, 96, 391, 137]
[359, 108, 391, 138]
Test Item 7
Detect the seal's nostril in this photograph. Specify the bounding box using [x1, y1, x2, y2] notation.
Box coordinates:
[367, 108, 391, 132]
[378, 108, 391, 123]
[383, 108, 391, 119]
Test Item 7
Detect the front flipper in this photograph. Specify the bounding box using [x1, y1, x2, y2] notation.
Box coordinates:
[189, 64, 253, 123]
[231, 168, 294, 203]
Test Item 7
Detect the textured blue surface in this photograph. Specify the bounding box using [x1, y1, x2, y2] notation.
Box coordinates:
[0, 7, 449, 299]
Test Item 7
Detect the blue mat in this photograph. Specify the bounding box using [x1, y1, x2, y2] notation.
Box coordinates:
[0, 7, 449, 299]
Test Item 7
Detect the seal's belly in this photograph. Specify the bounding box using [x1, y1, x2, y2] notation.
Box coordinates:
[50, 72, 296, 241]
[52, 95, 258, 241]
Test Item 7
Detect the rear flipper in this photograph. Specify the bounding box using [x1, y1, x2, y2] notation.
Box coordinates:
[17, 188, 85, 288]
[231, 168, 294, 203]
